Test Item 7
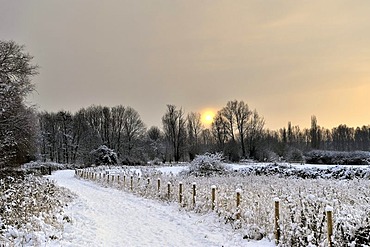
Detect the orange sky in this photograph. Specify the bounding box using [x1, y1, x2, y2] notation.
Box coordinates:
[2, 1, 370, 130]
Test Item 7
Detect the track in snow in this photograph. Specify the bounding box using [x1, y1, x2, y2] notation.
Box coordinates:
[50, 170, 273, 247]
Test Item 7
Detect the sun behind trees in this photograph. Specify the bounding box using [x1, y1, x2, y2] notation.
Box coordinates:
[37, 100, 370, 166]
[2, 40, 370, 167]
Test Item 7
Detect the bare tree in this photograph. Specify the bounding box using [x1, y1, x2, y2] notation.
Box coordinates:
[146, 126, 165, 161]
[110, 105, 126, 156]
[212, 110, 229, 152]
[122, 106, 146, 157]
[233, 100, 251, 157]
[162, 105, 187, 162]
[221, 101, 237, 142]
[246, 109, 265, 158]
[219, 100, 252, 159]
[310, 115, 320, 149]
[187, 112, 204, 160]
[200, 128, 214, 153]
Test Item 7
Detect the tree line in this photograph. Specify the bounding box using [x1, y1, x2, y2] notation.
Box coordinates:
[36, 103, 370, 165]
[1, 40, 370, 167]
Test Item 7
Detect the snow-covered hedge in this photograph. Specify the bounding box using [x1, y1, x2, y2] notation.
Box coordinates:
[181, 153, 230, 176]
[21, 161, 85, 173]
[305, 150, 370, 165]
[0, 170, 74, 245]
[239, 163, 370, 179]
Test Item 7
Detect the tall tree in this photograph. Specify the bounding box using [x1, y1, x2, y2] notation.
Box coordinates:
[146, 126, 165, 161]
[162, 105, 187, 162]
[187, 112, 204, 160]
[310, 115, 320, 149]
[110, 105, 126, 156]
[0, 40, 38, 166]
[233, 100, 251, 157]
[220, 100, 252, 159]
[212, 111, 229, 152]
[246, 110, 265, 158]
[122, 106, 146, 157]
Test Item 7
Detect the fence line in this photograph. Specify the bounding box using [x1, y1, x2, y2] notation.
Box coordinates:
[75, 168, 335, 246]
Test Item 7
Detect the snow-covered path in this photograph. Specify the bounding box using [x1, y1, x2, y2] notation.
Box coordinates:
[50, 170, 273, 247]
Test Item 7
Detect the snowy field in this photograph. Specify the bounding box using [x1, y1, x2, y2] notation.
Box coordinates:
[49, 170, 273, 247]
[2, 163, 369, 246]
[78, 164, 370, 246]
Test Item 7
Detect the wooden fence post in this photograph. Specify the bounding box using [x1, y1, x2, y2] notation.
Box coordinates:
[192, 182, 196, 206]
[147, 177, 150, 185]
[179, 182, 183, 204]
[211, 185, 216, 210]
[107, 174, 110, 183]
[274, 198, 280, 245]
[236, 189, 241, 219]
[157, 178, 161, 192]
[123, 175, 126, 187]
[130, 175, 133, 191]
[326, 206, 333, 247]
[167, 182, 171, 200]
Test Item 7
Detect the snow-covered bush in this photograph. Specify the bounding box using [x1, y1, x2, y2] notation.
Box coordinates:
[0, 171, 74, 245]
[90, 145, 118, 166]
[286, 148, 304, 163]
[182, 153, 229, 176]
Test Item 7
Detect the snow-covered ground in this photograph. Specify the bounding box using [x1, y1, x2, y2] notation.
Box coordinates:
[50, 170, 273, 247]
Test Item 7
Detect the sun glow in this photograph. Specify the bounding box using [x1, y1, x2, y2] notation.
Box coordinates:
[201, 110, 216, 127]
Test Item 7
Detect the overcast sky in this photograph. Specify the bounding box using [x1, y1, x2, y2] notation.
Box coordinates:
[2, 1, 370, 130]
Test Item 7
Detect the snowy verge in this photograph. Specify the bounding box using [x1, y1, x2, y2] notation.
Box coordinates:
[0, 171, 74, 246]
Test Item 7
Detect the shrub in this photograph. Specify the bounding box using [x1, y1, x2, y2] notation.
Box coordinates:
[182, 153, 230, 176]
[90, 145, 118, 166]
[287, 148, 304, 163]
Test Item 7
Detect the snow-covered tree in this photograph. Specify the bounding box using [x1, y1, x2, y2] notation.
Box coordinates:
[90, 145, 118, 166]
[0, 40, 38, 166]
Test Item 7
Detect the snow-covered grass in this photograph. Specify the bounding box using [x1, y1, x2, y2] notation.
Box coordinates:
[51, 170, 271, 247]
[78, 164, 370, 246]
[0, 170, 74, 246]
